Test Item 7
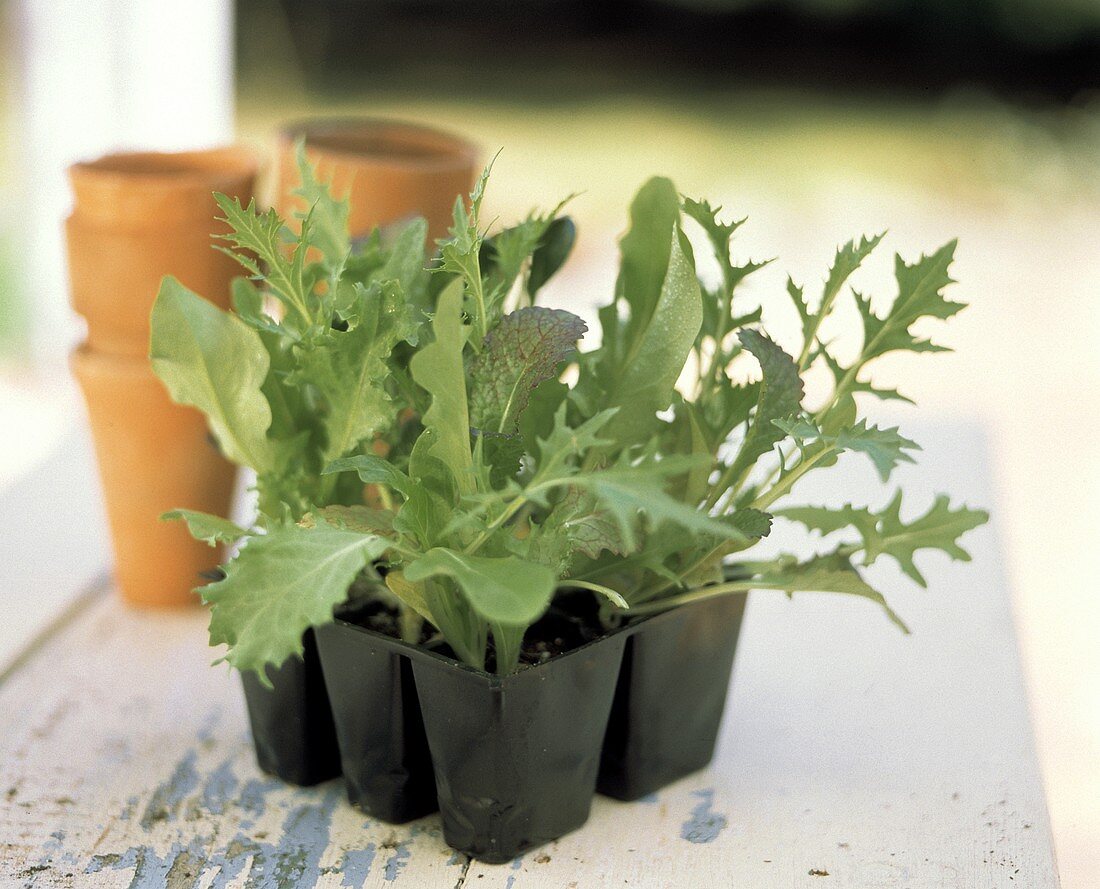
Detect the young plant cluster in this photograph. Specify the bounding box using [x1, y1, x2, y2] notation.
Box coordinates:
[151, 151, 987, 677]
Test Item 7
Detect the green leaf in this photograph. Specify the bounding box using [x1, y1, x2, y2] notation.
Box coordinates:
[323, 454, 412, 495]
[527, 487, 626, 574]
[533, 404, 617, 473]
[776, 503, 879, 541]
[299, 279, 413, 462]
[405, 548, 554, 626]
[437, 157, 495, 338]
[528, 217, 576, 296]
[773, 415, 919, 483]
[599, 231, 703, 445]
[682, 197, 768, 293]
[835, 421, 920, 482]
[867, 492, 987, 584]
[310, 505, 395, 536]
[162, 509, 247, 547]
[292, 139, 350, 266]
[566, 458, 748, 553]
[150, 277, 275, 472]
[409, 278, 475, 494]
[214, 194, 314, 327]
[725, 328, 804, 481]
[792, 233, 885, 368]
[468, 306, 587, 435]
[380, 217, 430, 315]
[203, 523, 390, 675]
[752, 552, 908, 631]
[856, 241, 965, 362]
[482, 202, 574, 303]
[778, 492, 988, 586]
[231, 277, 283, 336]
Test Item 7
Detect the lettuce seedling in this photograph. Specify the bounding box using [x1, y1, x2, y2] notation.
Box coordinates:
[151, 154, 986, 679]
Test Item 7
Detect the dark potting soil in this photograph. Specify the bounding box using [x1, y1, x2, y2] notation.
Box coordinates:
[337, 590, 611, 671]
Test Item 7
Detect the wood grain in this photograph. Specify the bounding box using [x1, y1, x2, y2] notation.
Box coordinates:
[0, 423, 1059, 887]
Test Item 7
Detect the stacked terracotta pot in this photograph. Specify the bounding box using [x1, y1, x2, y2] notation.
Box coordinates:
[67, 147, 258, 607]
[68, 121, 477, 608]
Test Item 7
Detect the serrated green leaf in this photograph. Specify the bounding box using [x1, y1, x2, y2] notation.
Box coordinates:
[163, 509, 248, 547]
[292, 139, 350, 266]
[405, 548, 554, 626]
[150, 277, 275, 472]
[726, 328, 804, 481]
[682, 196, 768, 294]
[776, 503, 880, 541]
[468, 306, 587, 435]
[794, 233, 884, 367]
[835, 421, 920, 482]
[203, 524, 390, 675]
[300, 279, 414, 462]
[773, 415, 919, 482]
[866, 492, 988, 585]
[856, 241, 965, 361]
[778, 492, 987, 586]
[752, 551, 908, 631]
[214, 194, 314, 327]
[527, 487, 626, 574]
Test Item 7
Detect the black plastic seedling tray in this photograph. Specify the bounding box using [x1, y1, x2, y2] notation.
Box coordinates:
[302, 593, 748, 862]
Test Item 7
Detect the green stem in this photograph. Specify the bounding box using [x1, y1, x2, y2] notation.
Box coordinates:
[750, 446, 834, 512]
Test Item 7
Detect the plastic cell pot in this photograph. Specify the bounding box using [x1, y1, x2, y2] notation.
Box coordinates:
[313, 621, 437, 821]
[239, 629, 342, 786]
[66, 146, 258, 357]
[275, 118, 478, 242]
[410, 633, 628, 863]
[597, 593, 748, 801]
[70, 346, 237, 608]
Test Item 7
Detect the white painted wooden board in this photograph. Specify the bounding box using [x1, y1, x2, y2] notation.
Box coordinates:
[0, 422, 1059, 888]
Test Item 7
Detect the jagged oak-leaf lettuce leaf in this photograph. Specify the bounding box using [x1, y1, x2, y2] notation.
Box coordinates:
[779, 492, 988, 586]
[202, 523, 390, 680]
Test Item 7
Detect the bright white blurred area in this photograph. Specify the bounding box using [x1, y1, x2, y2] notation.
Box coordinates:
[1, 2, 1098, 883]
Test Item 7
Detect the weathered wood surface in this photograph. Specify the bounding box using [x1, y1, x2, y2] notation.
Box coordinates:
[0, 423, 1059, 888]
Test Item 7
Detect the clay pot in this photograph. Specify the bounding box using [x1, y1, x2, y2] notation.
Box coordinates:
[66, 147, 258, 357]
[71, 346, 236, 608]
[275, 119, 478, 242]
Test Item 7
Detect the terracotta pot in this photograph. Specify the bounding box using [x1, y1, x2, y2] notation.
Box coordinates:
[71, 346, 236, 608]
[67, 147, 258, 357]
[275, 119, 478, 242]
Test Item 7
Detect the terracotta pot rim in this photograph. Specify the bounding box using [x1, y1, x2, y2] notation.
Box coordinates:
[69, 145, 259, 224]
[70, 145, 259, 189]
[280, 118, 479, 173]
[71, 343, 157, 380]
